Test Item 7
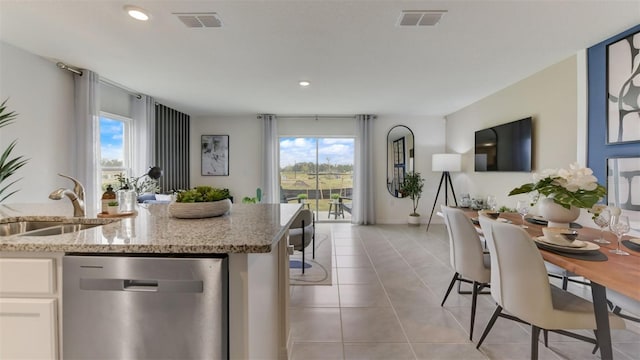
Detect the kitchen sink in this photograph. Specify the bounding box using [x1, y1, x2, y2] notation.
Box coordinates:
[0, 218, 113, 237]
[20, 223, 102, 236]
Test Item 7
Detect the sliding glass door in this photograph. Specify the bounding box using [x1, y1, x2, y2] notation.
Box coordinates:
[280, 137, 354, 222]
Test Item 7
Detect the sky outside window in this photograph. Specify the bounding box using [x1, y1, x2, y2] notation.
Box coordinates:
[279, 137, 354, 168]
[100, 117, 124, 163]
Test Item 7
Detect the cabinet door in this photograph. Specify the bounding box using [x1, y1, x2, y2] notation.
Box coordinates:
[0, 298, 57, 359]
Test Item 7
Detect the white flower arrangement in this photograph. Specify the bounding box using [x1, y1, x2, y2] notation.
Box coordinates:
[510, 163, 606, 210]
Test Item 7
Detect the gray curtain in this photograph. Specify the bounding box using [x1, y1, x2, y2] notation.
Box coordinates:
[74, 70, 100, 216]
[131, 95, 156, 176]
[261, 114, 279, 203]
[155, 104, 190, 193]
[353, 114, 375, 224]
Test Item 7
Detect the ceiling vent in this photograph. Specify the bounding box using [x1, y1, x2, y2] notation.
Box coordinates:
[173, 12, 222, 28]
[398, 10, 447, 27]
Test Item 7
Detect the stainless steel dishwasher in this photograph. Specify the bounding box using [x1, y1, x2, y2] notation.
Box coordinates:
[63, 255, 228, 359]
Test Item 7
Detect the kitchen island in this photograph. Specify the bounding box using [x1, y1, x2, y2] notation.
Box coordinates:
[0, 202, 301, 359]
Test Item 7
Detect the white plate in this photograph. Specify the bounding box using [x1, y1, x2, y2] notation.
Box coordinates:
[629, 238, 640, 245]
[538, 235, 587, 248]
[534, 237, 600, 253]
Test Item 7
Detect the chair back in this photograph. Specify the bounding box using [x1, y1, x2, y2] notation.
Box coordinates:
[478, 215, 501, 302]
[488, 221, 555, 324]
[441, 205, 456, 268]
[442, 206, 488, 281]
[290, 209, 312, 229]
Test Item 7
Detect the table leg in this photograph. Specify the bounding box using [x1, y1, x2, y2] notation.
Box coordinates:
[591, 282, 613, 360]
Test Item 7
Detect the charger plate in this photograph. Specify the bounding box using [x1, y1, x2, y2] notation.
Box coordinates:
[534, 236, 600, 253]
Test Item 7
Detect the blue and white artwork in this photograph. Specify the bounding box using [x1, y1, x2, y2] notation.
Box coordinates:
[607, 30, 640, 143]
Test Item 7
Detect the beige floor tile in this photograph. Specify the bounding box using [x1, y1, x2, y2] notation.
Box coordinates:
[478, 343, 560, 360]
[337, 268, 380, 285]
[339, 283, 391, 307]
[335, 246, 367, 256]
[290, 308, 343, 342]
[446, 306, 530, 344]
[290, 284, 340, 308]
[341, 307, 407, 342]
[394, 305, 470, 343]
[343, 343, 415, 359]
[335, 255, 372, 268]
[290, 342, 344, 360]
[289, 224, 638, 360]
[412, 343, 488, 359]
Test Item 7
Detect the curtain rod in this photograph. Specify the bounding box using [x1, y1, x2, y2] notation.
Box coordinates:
[257, 114, 376, 120]
[56, 61, 142, 99]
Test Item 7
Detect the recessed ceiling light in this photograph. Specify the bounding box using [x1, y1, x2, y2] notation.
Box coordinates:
[124, 5, 150, 21]
[299, 81, 311, 87]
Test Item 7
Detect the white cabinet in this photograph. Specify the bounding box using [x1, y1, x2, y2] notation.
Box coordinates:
[0, 298, 57, 359]
[0, 256, 61, 359]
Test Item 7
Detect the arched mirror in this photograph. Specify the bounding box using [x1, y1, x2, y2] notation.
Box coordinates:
[387, 125, 415, 197]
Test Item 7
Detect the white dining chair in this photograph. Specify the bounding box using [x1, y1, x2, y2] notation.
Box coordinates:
[441, 206, 491, 341]
[288, 209, 315, 274]
[476, 220, 625, 359]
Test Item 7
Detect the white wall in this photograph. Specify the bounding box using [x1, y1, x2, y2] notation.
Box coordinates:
[190, 115, 263, 201]
[0, 41, 75, 204]
[374, 115, 446, 224]
[191, 114, 447, 224]
[445, 55, 579, 211]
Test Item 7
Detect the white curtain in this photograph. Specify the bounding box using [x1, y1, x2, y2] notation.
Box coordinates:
[353, 114, 375, 224]
[261, 114, 279, 203]
[74, 70, 100, 217]
[132, 95, 156, 176]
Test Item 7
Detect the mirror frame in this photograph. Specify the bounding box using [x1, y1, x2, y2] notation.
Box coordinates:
[386, 125, 415, 198]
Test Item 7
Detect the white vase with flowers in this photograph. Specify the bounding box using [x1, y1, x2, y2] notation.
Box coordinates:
[509, 163, 607, 228]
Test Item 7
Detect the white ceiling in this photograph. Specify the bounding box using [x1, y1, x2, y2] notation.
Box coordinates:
[1, 0, 639, 117]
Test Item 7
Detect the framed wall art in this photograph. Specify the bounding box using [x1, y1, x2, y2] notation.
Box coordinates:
[607, 156, 640, 232]
[201, 135, 229, 176]
[606, 29, 640, 144]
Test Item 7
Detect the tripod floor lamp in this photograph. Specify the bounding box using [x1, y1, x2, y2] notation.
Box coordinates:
[426, 153, 461, 231]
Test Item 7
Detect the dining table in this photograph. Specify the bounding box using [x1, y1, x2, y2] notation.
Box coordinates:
[465, 210, 640, 360]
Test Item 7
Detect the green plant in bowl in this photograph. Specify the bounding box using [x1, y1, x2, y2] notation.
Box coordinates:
[175, 186, 231, 203]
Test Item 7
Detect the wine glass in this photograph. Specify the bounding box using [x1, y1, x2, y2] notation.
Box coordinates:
[516, 200, 529, 228]
[486, 195, 497, 211]
[592, 210, 611, 244]
[609, 215, 630, 256]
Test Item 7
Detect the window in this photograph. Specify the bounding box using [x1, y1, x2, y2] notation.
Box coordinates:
[98, 112, 132, 193]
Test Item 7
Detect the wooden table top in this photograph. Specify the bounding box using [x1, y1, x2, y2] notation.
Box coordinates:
[468, 210, 640, 301]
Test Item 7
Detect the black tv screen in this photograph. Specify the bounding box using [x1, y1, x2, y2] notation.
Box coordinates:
[474, 117, 532, 172]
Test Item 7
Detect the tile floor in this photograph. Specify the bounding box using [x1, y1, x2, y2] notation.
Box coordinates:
[289, 223, 640, 360]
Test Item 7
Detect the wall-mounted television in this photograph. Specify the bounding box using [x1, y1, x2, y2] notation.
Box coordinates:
[474, 117, 532, 172]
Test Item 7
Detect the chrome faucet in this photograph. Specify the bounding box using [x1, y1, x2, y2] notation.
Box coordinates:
[49, 174, 86, 217]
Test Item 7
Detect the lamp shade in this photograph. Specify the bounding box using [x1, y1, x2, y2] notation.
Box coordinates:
[432, 153, 461, 172]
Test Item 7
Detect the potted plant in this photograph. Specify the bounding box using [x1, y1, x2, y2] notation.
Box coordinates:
[296, 193, 308, 203]
[169, 186, 232, 218]
[401, 171, 425, 225]
[0, 99, 29, 203]
[107, 201, 119, 215]
[330, 193, 340, 201]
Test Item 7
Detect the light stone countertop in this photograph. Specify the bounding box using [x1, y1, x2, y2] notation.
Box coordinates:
[0, 202, 302, 254]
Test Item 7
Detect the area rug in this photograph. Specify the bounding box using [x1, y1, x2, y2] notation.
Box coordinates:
[289, 226, 333, 286]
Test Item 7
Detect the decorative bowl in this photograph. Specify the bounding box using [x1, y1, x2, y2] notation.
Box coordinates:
[168, 199, 232, 219]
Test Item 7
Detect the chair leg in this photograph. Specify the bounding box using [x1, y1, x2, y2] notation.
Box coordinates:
[312, 216, 315, 259]
[531, 326, 540, 360]
[543, 329, 548, 347]
[477, 305, 502, 349]
[441, 273, 459, 307]
[470, 281, 479, 341]
[562, 276, 569, 290]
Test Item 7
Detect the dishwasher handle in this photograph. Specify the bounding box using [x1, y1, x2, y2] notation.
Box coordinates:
[80, 278, 204, 293]
[124, 279, 158, 292]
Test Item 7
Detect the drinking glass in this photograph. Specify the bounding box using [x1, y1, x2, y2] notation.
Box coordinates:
[592, 210, 611, 244]
[486, 195, 497, 211]
[516, 200, 529, 228]
[609, 215, 630, 255]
